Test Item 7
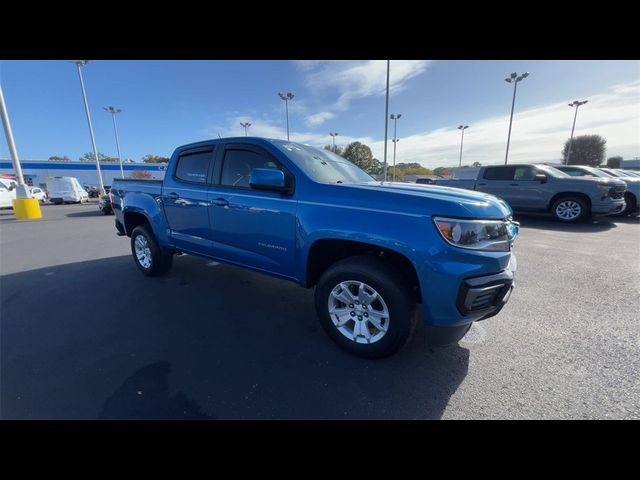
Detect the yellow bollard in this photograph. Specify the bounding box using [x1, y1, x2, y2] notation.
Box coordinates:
[12, 198, 42, 220]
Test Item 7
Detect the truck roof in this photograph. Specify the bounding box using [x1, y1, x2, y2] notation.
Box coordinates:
[176, 136, 285, 150]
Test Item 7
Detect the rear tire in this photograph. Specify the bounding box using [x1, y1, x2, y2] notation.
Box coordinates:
[551, 196, 588, 222]
[314, 255, 418, 358]
[130, 224, 173, 277]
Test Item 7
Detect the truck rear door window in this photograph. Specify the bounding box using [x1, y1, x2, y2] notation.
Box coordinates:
[483, 167, 515, 181]
[175, 151, 212, 184]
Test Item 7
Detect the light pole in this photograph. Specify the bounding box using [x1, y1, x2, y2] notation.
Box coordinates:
[329, 132, 339, 152]
[72, 61, 105, 194]
[565, 100, 589, 165]
[390, 114, 402, 181]
[104, 106, 124, 179]
[504, 71, 529, 165]
[278, 92, 294, 141]
[457, 125, 469, 167]
[383, 60, 390, 182]
[240, 122, 252, 136]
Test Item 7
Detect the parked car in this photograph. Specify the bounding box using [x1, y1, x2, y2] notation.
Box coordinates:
[98, 193, 114, 215]
[554, 165, 636, 216]
[111, 137, 519, 358]
[597, 168, 640, 216]
[28, 186, 48, 203]
[434, 164, 626, 222]
[85, 185, 100, 198]
[47, 177, 90, 204]
[0, 184, 14, 209]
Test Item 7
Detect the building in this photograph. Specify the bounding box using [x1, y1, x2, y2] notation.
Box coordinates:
[0, 160, 167, 189]
[620, 159, 640, 171]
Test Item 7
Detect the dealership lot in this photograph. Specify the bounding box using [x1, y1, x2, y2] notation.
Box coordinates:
[1, 201, 639, 419]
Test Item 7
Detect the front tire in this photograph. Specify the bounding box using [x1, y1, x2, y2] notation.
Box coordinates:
[620, 192, 637, 216]
[314, 255, 418, 358]
[551, 196, 588, 222]
[130, 224, 173, 276]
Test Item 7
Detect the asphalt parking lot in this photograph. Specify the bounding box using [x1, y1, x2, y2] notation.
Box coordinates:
[1, 201, 639, 419]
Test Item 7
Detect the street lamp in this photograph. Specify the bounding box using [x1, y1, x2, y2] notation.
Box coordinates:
[278, 92, 295, 141]
[565, 100, 589, 165]
[503, 71, 530, 165]
[329, 132, 339, 152]
[104, 106, 124, 178]
[71, 60, 105, 195]
[240, 122, 252, 136]
[457, 125, 469, 167]
[383, 60, 390, 182]
[390, 114, 402, 181]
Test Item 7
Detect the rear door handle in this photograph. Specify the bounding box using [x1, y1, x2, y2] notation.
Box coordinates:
[213, 197, 229, 207]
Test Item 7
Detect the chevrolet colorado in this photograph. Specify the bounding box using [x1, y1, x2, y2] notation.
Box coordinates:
[112, 138, 519, 357]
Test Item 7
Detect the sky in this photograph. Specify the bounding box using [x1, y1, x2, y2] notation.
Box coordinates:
[1, 60, 639, 168]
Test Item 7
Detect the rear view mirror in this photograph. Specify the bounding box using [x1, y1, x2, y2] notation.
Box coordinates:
[249, 168, 287, 192]
[534, 173, 547, 183]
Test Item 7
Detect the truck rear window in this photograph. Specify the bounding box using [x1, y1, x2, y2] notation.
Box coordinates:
[175, 151, 212, 184]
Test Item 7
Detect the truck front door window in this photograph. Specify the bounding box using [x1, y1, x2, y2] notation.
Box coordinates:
[221, 150, 281, 188]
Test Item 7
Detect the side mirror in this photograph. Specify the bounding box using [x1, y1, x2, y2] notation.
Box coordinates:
[249, 168, 287, 192]
[534, 173, 547, 183]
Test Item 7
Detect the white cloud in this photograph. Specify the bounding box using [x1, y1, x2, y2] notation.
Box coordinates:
[368, 80, 640, 168]
[299, 60, 432, 111]
[304, 111, 335, 128]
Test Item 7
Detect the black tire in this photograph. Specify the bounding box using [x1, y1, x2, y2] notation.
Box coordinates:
[314, 255, 418, 358]
[551, 196, 588, 223]
[620, 192, 637, 216]
[130, 224, 173, 277]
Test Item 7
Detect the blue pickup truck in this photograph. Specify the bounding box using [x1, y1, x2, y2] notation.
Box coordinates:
[112, 138, 519, 357]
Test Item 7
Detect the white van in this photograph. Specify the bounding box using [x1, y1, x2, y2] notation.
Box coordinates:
[46, 177, 89, 204]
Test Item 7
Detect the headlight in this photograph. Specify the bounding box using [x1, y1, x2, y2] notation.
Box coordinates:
[433, 217, 519, 252]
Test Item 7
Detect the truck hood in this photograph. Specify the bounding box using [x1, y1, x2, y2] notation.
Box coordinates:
[342, 181, 513, 219]
[559, 176, 626, 187]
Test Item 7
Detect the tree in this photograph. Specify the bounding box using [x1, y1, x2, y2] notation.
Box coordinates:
[142, 154, 170, 164]
[343, 141, 375, 173]
[433, 167, 452, 177]
[323, 145, 344, 156]
[48, 155, 71, 162]
[472, 161, 482, 167]
[561, 135, 606, 166]
[606, 156, 623, 168]
[79, 152, 117, 162]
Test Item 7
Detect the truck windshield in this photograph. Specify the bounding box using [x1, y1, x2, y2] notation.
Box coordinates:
[273, 141, 374, 184]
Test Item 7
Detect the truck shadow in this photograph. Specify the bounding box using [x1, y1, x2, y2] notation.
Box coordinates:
[66, 210, 110, 218]
[1, 255, 469, 420]
[514, 213, 620, 232]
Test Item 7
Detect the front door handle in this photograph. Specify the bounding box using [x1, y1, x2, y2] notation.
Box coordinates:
[167, 192, 179, 200]
[213, 197, 229, 207]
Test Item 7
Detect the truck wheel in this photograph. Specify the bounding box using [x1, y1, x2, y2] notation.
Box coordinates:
[314, 255, 418, 358]
[130, 224, 173, 276]
[551, 196, 587, 222]
[620, 192, 637, 216]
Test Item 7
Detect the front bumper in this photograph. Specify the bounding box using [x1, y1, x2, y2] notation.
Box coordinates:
[420, 253, 517, 347]
[592, 199, 626, 216]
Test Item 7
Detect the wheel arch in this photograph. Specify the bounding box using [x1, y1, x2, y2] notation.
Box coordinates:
[304, 238, 422, 303]
[548, 192, 592, 213]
